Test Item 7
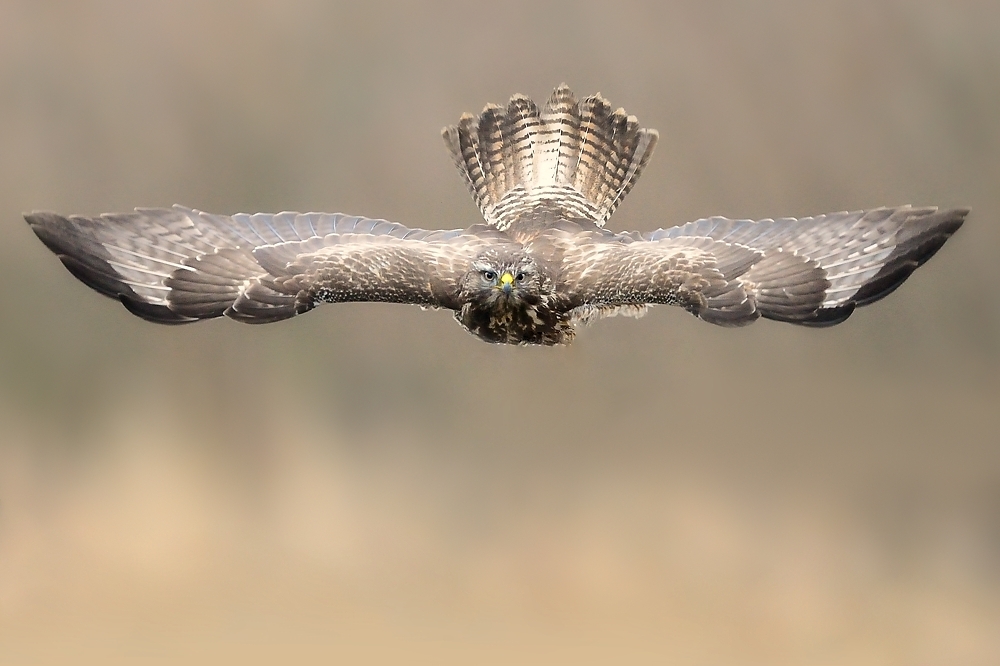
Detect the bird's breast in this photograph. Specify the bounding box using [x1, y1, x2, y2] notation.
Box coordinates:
[456, 300, 572, 345]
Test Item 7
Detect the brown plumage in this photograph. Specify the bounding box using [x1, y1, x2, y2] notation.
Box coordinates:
[25, 84, 965, 345]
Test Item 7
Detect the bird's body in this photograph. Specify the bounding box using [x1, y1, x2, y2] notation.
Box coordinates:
[26, 85, 966, 345]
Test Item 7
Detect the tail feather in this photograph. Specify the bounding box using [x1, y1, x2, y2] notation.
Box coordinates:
[501, 95, 540, 191]
[443, 84, 658, 229]
[537, 85, 581, 189]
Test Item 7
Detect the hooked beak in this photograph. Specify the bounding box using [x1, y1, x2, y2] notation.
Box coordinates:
[499, 272, 514, 294]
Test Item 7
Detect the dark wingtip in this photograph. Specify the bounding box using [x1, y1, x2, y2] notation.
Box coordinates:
[24, 211, 73, 253]
[27, 209, 196, 325]
[26, 214, 128, 301]
[55, 254, 129, 300]
[852, 207, 967, 307]
[24, 210, 55, 225]
[793, 302, 857, 328]
[119, 295, 195, 325]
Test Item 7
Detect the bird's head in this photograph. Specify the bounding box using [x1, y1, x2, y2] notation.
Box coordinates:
[460, 249, 544, 308]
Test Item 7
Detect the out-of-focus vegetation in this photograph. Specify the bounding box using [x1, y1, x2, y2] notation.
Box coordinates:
[1, 2, 998, 664]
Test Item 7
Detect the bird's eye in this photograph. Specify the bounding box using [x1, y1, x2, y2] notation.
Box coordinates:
[483, 270, 496, 281]
[515, 272, 525, 282]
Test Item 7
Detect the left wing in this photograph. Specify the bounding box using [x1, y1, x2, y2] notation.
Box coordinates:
[26, 206, 501, 324]
[553, 206, 965, 327]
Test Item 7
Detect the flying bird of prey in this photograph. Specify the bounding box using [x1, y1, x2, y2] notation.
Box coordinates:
[26, 84, 965, 345]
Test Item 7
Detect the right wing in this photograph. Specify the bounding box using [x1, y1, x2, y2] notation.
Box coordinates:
[649, 206, 967, 326]
[551, 206, 965, 327]
[25, 206, 501, 324]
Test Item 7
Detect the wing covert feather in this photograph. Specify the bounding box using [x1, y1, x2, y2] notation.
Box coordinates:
[221, 232, 499, 323]
[552, 232, 764, 326]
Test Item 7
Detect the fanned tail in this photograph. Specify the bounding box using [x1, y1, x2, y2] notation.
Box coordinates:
[442, 84, 658, 229]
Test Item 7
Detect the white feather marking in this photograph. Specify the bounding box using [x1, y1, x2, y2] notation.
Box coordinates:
[125, 239, 193, 259]
[819, 248, 893, 271]
[118, 279, 171, 291]
[103, 244, 194, 271]
[107, 260, 173, 278]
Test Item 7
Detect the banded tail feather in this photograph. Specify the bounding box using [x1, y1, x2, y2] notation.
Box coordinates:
[442, 84, 658, 229]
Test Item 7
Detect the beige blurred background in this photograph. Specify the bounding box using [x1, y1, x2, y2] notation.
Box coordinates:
[1, 1, 998, 664]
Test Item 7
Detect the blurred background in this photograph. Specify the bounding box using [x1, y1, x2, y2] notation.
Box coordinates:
[1, 1, 998, 663]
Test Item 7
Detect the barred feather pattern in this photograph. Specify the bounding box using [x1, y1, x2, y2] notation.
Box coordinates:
[442, 84, 658, 229]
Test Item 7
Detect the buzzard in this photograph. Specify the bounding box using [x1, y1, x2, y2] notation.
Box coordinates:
[26, 84, 965, 345]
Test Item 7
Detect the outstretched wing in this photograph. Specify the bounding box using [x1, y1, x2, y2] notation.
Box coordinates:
[26, 206, 500, 324]
[557, 206, 966, 327]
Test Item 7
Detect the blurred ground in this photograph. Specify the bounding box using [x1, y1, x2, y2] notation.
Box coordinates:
[1, 1, 998, 664]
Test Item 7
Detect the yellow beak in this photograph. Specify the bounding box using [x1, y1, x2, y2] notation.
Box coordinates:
[499, 272, 514, 293]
